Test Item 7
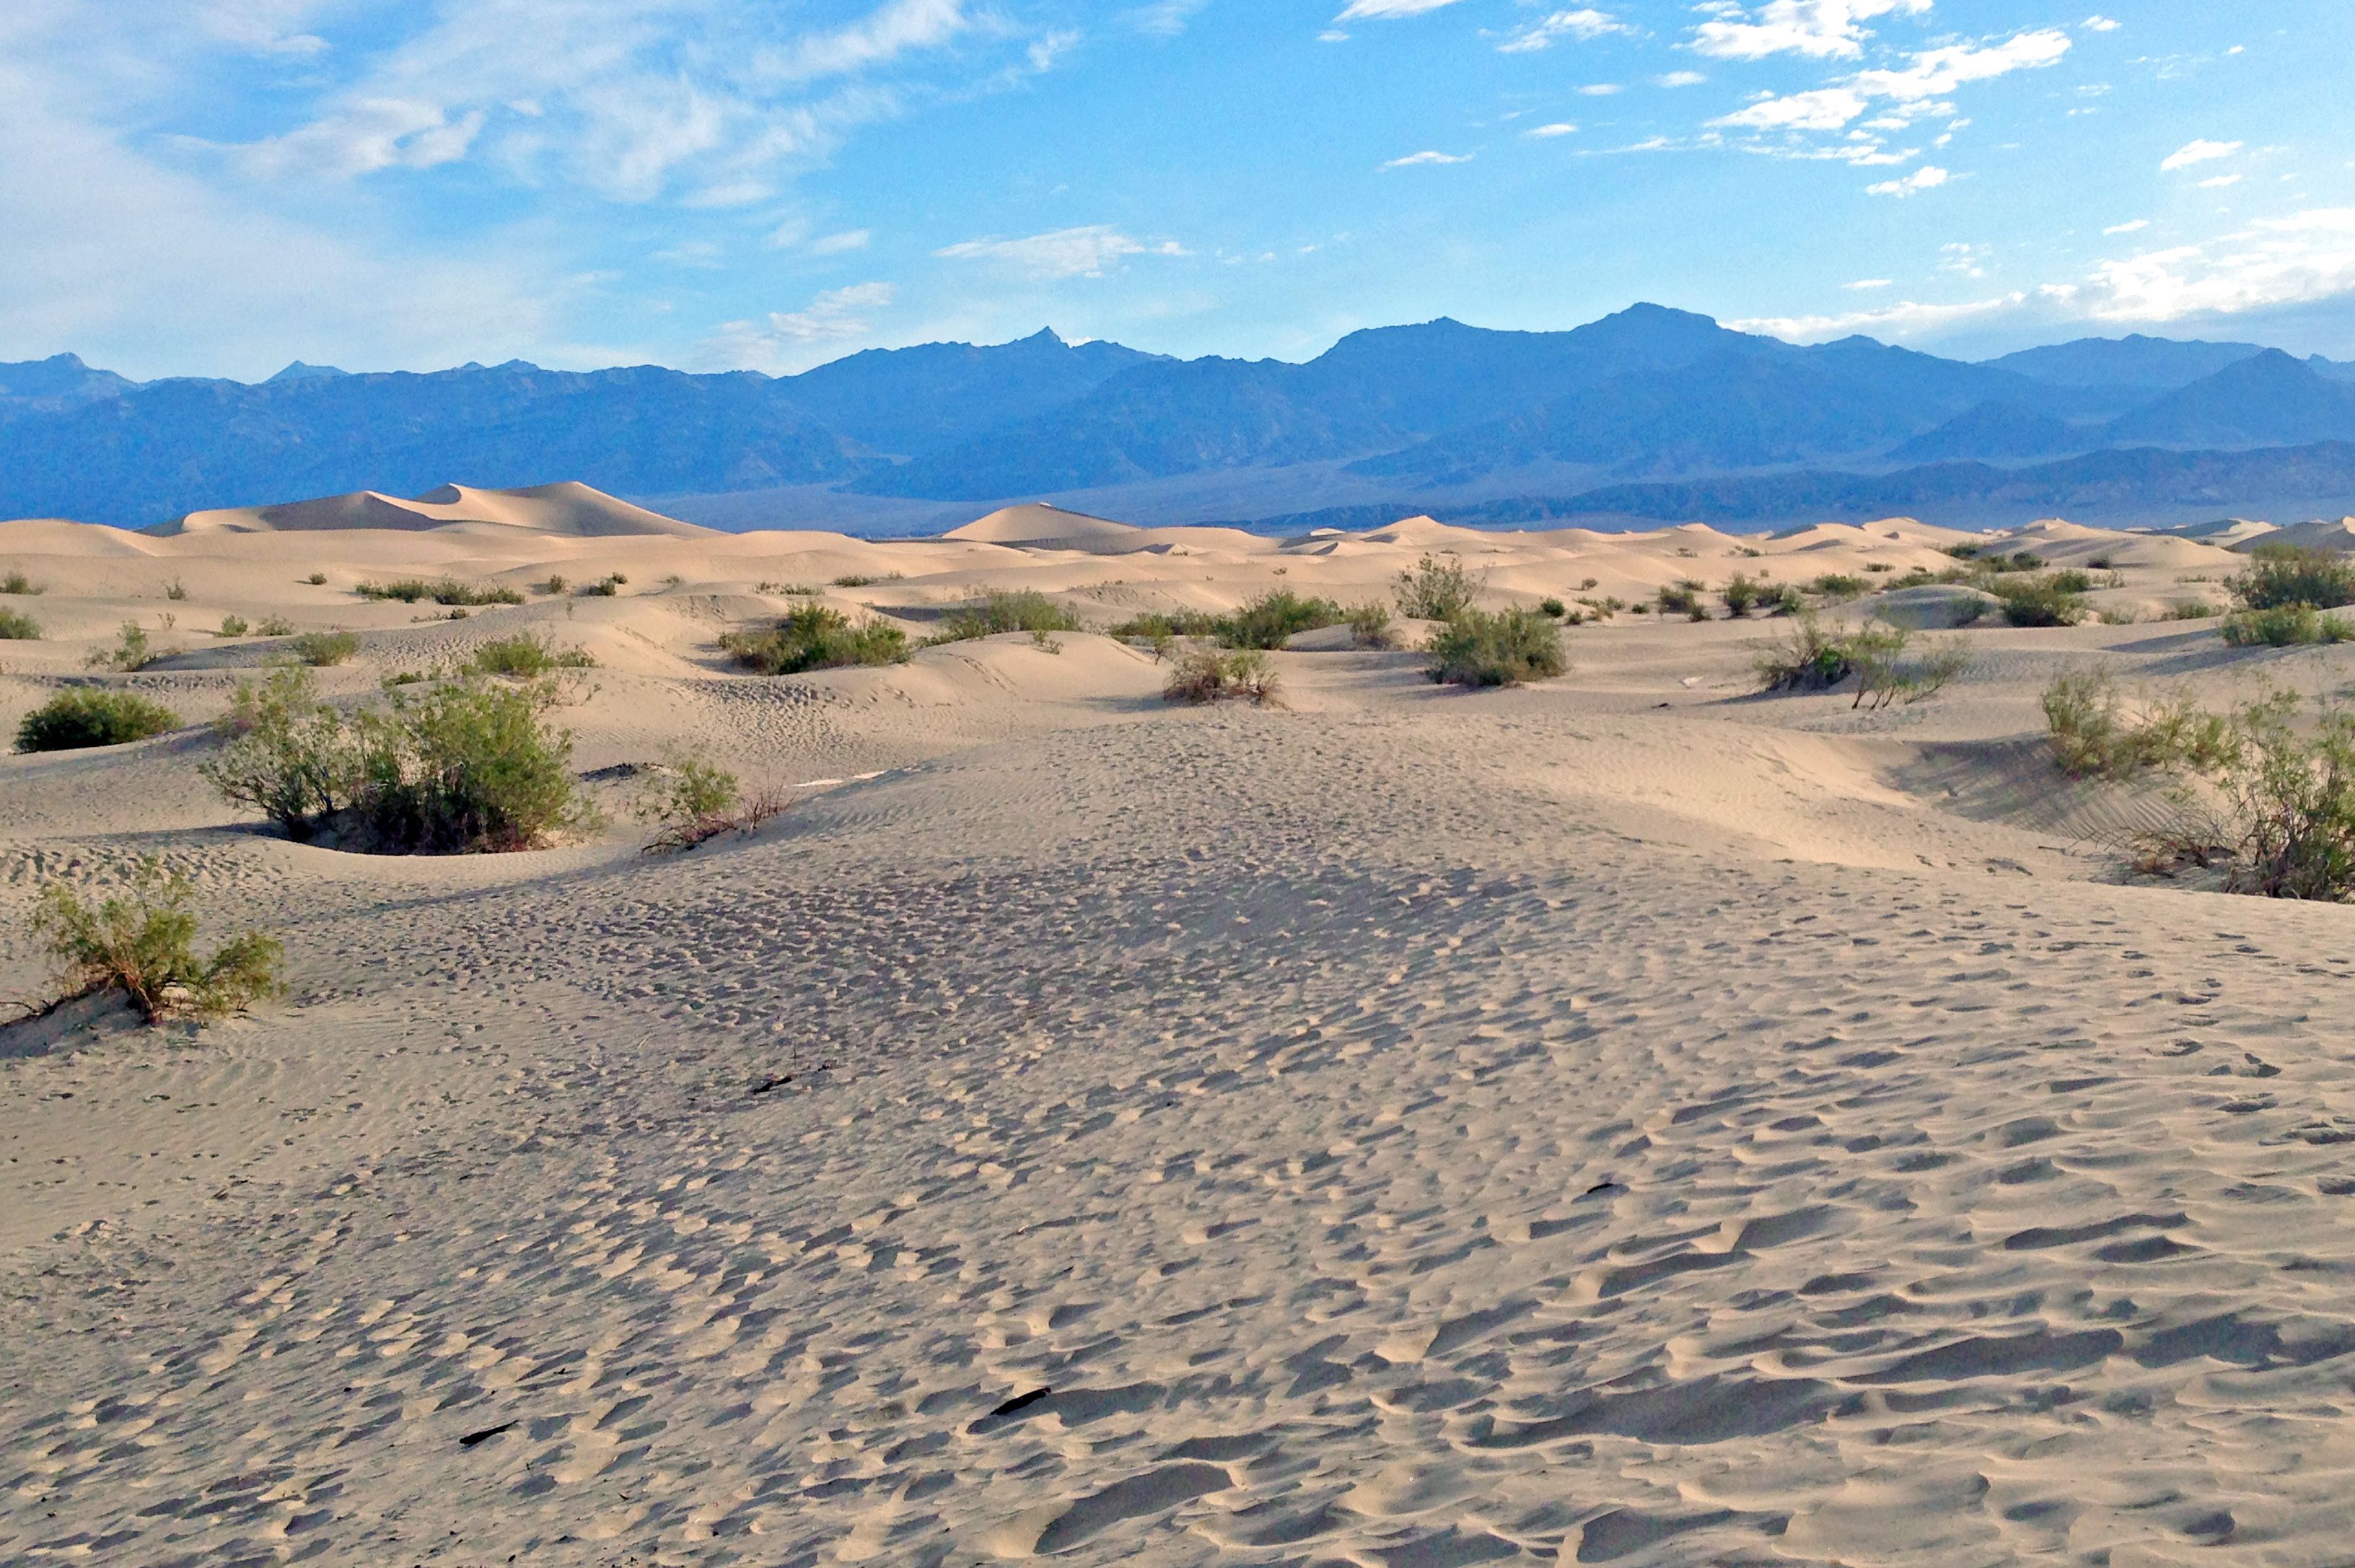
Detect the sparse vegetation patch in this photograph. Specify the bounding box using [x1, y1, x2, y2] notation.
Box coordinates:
[17, 689, 180, 752]
[1426, 608, 1565, 688]
[720, 605, 909, 674]
[29, 860, 283, 1023]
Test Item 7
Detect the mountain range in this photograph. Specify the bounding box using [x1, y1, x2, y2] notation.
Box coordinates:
[4, 306, 2354, 533]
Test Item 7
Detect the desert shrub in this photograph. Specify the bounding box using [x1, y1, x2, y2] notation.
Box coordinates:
[719, 605, 908, 674]
[1988, 575, 2089, 627]
[255, 616, 296, 636]
[291, 629, 363, 667]
[164, 577, 188, 601]
[1538, 597, 1566, 619]
[359, 577, 524, 606]
[661, 574, 685, 588]
[577, 574, 626, 597]
[1219, 589, 1345, 649]
[201, 668, 357, 838]
[1886, 568, 1938, 590]
[1760, 584, 1805, 617]
[757, 581, 819, 595]
[1395, 554, 1482, 620]
[1754, 613, 1857, 692]
[832, 571, 900, 588]
[1720, 574, 1763, 618]
[202, 668, 592, 852]
[1657, 581, 1703, 618]
[1347, 603, 1398, 648]
[931, 590, 1083, 643]
[1805, 573, 1868, 602]
[2041, 668, 2240, 780]
[1110, 609, 1220, 641]
[467, 631, 596, 676]
[2219, 604, 2355, 648]
[1864, 561, 1893, 574]
[1, 570, 42, 595]
[87, 621, 166, 671]
[305, 571, 328, 586]
[1848, 624, 1975, 710]
[634, 751, 740, 827]
[30, 861, 283, 1022]
[0, 607, 39, 639]
[1426, 608, 1565, 688]
[17, 688, 180, 752]
[2230, 546, 2355, 612]
[540, 574, 569, 595]
[216, 614, 250, 638]
[2169, 602, 2220, 621]
[2046, 569, 2098, 595]
[1163, 648, 1281, 706]
[2211, 699, 2355, 899]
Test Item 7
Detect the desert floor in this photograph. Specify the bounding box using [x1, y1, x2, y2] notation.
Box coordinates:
[4, 498, 2355, 1567]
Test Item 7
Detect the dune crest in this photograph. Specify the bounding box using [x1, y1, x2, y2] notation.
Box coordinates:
[164, 481, 711, 539]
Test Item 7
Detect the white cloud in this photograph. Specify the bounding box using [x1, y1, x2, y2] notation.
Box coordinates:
[1524, 123, 1579, 139]
[1715, 30, 2068, 135]
[1656, 71, 1709, 87]
[1498, 9, 1633, 53]
[1729, 292, 2026, 342]
[1382, 149, 1475, 167]
[2084, 209, 2355, 322]
[1691, 0, 1931, 62]
[809, 229, 872, 255]
[1335, 0, 1468, 17]
[1578, 83, 1624, 95]
[2161, 139, 2242, 172]
[2082, 14, 2120, 31]
[1126, 0, 1211, 37]
[1939, 240, 1987, 276]
[2102, 218, 2149, 235]
[1843, 278, 1893, 289]
[1866, 164, 1949, 197]
[2198, 173, 2242, 189]
[698, 282, 895, 372]
[934, 225, 1183, 278]
[201, 0, 1016, 204]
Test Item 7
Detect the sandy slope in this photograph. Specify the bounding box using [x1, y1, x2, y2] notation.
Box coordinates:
[4, 501, 2354, 1566]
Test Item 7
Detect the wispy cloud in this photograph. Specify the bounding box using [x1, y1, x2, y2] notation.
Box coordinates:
[1335, 0, 1469, 18]
[1126, 0, 1212, 38]
[1715, 29, 2069, 139]
[1730, 292, 2025, 341]
[2086, 209, 2355, 321]
[1523, 123, 1579, 139]
[1843, 277, 1893, 289]
[1382, 149, 1475, 167]
[699, 281, 896, 372]
[2102, 218, 2149, 235]
[934, 225, 1185, 278]
[1690, 0, 1932, 62]
[810, 229, 872, 255]
[1498, 9, 1633, 53]
[2160, 138, 2241, 171]
[1865, 164, 1948, 197]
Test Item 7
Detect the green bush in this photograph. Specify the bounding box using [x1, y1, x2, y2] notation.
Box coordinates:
[757, 581, 819, 596]
[16, 688, 180, 752]
[163, 577, 188, 601]
[1395, 554, 1481, 621]
[1987, 575, 2089, 627]
[634, 753, 739, 825]
[1348, 603, 1397, 649]
[304, 571, 328, 586]
[30, 860, 283, 1022]
[832, 572, 900, 588]
[1110, 609, 1220, 641]
[2169, 602, 2221, 621]
[467, 631, 596, 676]
[1426, 608, 1566, 688]
[1538, 597, 1566, 619]
[1164, 648, 1281, 705]
[357, 577, 525, 606]
[216, 614, 250, 638]
[2041, 668, 2240, 780]
[931, 590, 1082, 643]
[1657, 581, 1703, 618]
[719, 605, 909, 674]
[0, 607, 39, 639]
[201, 667, 594, 852]
[1, 570, 42, 595]
[1219, 589, 1345, 649]
[291, 629, 363, 667]
[87, 621, 167, 671]
[577, 574, 626, 597]
[540, 574, 569, 595]
[1754, 613, 1857, 691]
[1805, 574, 1868, 602]
[2229, 546, 2355, 611]
[2220, 604, 2355, 647]
[1720, 574, 1763, 618]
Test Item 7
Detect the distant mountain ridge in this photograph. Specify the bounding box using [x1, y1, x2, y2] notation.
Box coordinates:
[4, 310, 2354, 531]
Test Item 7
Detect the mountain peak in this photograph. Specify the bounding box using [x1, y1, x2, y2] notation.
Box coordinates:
[267, 361, 347, 383]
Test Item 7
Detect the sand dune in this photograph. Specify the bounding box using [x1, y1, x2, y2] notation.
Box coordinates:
[168, 481, 713, 538]
[5, 493, 2355, 1564]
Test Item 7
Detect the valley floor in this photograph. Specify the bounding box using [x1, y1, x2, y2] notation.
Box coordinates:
[4, 517, 2355, 1566]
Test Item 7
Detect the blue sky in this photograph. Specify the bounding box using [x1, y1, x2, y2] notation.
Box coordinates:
[5, 1, 2351, 380]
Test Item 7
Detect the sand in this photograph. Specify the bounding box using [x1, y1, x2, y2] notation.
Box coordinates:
[4, 487, 2354, 1566]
